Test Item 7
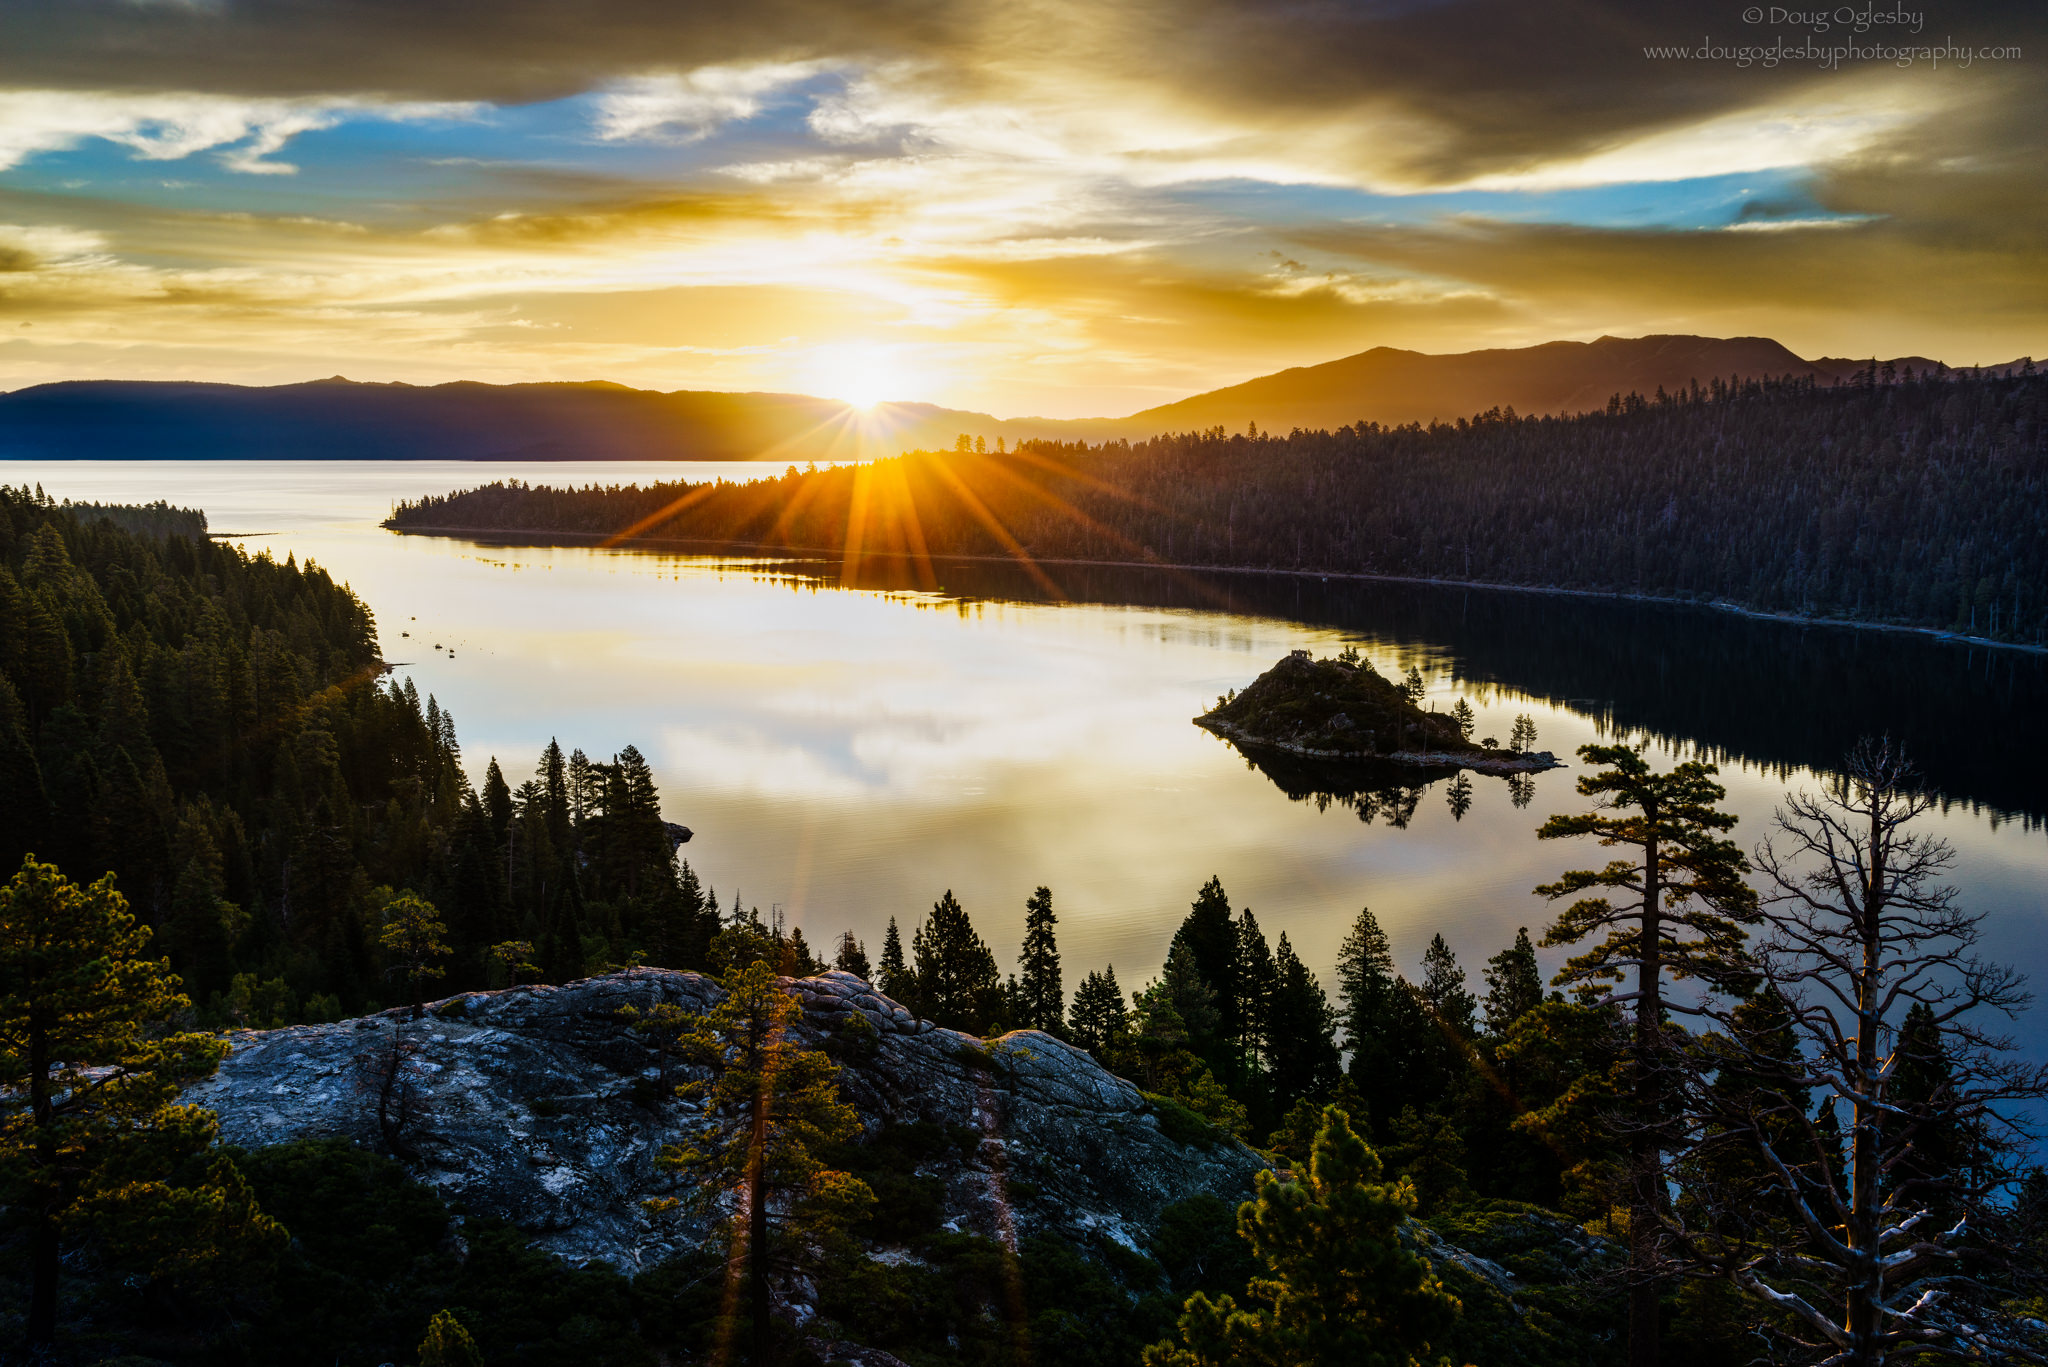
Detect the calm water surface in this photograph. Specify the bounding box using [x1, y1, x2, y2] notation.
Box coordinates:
[15, 461, 2048, 1057]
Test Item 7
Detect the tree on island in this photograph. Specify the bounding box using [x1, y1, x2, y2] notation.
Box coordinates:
[0, 856, 286, 1348]
[1536, 742, 1758, 1367]
[1144, 1105, 1461, 1367]
[656, 958, 873, 1366]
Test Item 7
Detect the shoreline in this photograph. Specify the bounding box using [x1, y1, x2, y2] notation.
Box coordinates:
[380, 520, 2048, 658]
[1194, 717, 1564, 776]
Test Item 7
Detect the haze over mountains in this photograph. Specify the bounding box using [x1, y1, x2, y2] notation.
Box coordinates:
[0, 334, 2017, 464]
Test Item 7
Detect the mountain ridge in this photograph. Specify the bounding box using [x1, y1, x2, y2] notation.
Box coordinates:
[1, 334, 2025, 462]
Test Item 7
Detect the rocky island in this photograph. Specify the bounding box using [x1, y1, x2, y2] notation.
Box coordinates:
[1196, 649, 1560, 775]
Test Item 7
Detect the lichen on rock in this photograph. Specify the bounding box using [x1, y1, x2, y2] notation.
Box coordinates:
[187, 968, 1272, 1270]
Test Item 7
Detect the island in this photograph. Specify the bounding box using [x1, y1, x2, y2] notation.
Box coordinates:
[1196, 648, 1561, 775]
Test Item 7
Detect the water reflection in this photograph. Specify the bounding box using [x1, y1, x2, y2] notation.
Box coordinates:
[449, 533, 2048, 827]
[11, 462, 2045, 1068]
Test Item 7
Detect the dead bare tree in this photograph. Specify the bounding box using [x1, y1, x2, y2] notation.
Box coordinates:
[354, 1018, 430, 1159]
[1675, 739, 2048, 1365]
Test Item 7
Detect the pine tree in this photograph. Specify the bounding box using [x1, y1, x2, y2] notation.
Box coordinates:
[1537, 742, 1758, 1367]
[910, 890, 1002, 1034]
[1450, 697, 1475, 741]
[0, 856, 286, 1346]
[833, 930, 870, 980]
[1886, 1001, 1970, 1216]
[481, 758, 513, 849]
[1417, 934, 1477, 1040]
[783, 924, 825, 977]
[1144, 1106, 1460, 1367]
[1068, 967, 1129, 1056]
[1171, 876, 1242, 1073]
[378, 892, 451, 1020]
[1017, 885, 1064, 1035]
[1480, 927, 1544, 1038]
[1335, 907, 1425, 1134]
[877, 917, 910, 1006]
[1153, 940, 1223, 1050]
[1235, 909, 1278, 1083]
[1266, 934, 1341, 1123]
[418, 1308, 484, 1367]
[658, 958, 873, 1366]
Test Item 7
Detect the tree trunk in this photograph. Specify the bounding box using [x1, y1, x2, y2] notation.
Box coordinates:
[27, 1010, 57, 1346]
[1630, 824, 1663, 1367]
[1845, 793, 1889, 1366]
[749, 1078, 772, 1365]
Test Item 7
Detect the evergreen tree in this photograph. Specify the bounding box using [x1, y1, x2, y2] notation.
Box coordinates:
[538, 739, 571, 853]
[1450, 697, 1475, 741]
[419, 1308, 483, 1367]
[0, 857, 286, 1346]
[1017, 884, 1064, 1036]
[783, 925, 826, 977]
[1152, 940, 1224, 1049]
[658, 958, 873, 1366]
[1480, 926, 1544, 1038]
[1417, 934, 1477, 1040]
[481, 758, 513, 850]
[877, 917, 910, 1006]
[1266, 934, 1341, 1124]
[910, 891, 1002, 1035]
[833, 930, 870, 980]
[1537, 742, 1758, 1367]
[1336, 906, 1402, 1129]
[1235, 909, 1278, 1083]
[1068, 967, 1129, 1056]
[378, 892, 451, 1020]
[1144, 1105, 1460, 1367]
[1886, 1002, 1970, 1215]
[1171, 876, 1242, 1073]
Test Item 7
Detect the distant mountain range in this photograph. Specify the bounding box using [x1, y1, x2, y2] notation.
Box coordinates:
[0, 335, 2024, 462]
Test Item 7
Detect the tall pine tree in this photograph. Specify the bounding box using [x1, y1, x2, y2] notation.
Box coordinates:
[1016, 885, 1064, 1036]
[1538, 742, 1757, 1367]
[910, 891, 1002, 1035]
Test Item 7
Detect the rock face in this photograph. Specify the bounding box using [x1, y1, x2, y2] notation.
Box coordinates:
[188, 968, 1269, 1270]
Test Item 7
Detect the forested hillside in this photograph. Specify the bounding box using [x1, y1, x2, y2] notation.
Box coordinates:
[0, 487, 715, 1022]
[390, 371, 2048, 644]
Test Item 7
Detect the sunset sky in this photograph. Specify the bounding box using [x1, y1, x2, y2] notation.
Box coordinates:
[1, 0, 2042, 416]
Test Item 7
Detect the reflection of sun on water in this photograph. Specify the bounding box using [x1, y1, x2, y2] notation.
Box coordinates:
[809, 344, 897, 411]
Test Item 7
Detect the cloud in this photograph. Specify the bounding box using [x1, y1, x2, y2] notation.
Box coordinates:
[592, 62, 829, 143]
[0, 0, 2043, 403]
[0, 89, 472, 174]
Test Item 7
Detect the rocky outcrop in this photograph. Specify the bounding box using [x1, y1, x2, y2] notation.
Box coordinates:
[188, 969, 1269, 1270]
[1198, 649, 1560, 775]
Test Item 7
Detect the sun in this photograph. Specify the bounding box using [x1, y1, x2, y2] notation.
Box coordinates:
[809, 343, 898, 410]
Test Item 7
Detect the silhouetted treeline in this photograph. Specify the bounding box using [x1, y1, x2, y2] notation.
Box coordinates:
[391, 370, 2048, 643]
[0, 486, 713, 1023]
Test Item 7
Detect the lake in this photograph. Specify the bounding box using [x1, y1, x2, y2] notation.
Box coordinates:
[13, 460, 2048, 1055]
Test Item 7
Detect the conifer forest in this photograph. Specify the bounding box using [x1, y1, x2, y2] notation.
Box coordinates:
[6, 481, 2048, 1366]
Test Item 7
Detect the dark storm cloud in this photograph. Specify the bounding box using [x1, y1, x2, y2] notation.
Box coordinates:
[4, 0, 2037, 185]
